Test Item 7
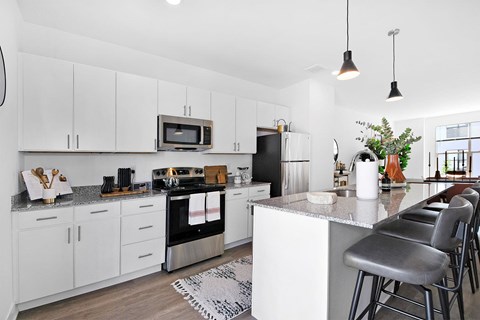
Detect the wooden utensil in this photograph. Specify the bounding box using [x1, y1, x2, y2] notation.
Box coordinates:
[50, 168, 59, 189]
[31, 168, 48, 189]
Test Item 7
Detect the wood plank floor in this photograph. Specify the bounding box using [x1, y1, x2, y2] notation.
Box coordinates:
[18, 242, 480, 319]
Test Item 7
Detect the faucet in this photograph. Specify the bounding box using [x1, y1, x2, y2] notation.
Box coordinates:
[348, 149, 378, 172]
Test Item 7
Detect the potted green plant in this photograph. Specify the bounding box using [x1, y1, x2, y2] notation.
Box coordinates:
[356, 118, 421, 183]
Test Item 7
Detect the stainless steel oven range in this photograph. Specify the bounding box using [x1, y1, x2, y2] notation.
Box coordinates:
[152, 167, 226, 272]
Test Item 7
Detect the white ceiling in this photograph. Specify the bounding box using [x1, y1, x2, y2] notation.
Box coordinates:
[16, 0, 480, 120]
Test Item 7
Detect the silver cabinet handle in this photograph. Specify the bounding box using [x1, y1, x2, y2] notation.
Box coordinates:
[183, 105, 187, 116]
[68, 227, 71, 244]
[36, 216, 57, 221]
[67, 134, 70, 149]
[257, 189, 266, 192]
[90, 209, 108, 214]
[78, 226, 81, 242]
[139, 225, 153, 230]
[139, 204, 154, 208]
[139, 253, 153, 259]
[189, 106, 192, 116]
[237, 142, 240, 152]
[76, 135, 79, 149]
[233, 193, 242, 196]
[233, 142, 236, 152]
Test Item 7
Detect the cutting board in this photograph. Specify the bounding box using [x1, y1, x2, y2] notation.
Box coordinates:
[204, 165, 228, 184]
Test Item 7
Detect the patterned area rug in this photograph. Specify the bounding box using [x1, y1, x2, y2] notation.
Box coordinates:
[171, 256, 252, 320]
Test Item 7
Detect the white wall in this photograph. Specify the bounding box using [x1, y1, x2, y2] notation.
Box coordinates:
[18, 22, 283, 186]
[0, 1, 22, 319]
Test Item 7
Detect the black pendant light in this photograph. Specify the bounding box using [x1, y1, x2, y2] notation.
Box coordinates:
[337, 0, 359, 80]
[386, 29, 404, 102]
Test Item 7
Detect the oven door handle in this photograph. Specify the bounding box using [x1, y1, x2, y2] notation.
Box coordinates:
[169, 191, 225, 201]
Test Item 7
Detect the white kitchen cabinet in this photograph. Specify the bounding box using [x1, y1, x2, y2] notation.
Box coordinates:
[235, 97, 257, 153]
[225, 188, 249, 245]
[73, 64, 116, 151]
[120, 197, 166, 274]
[116, 72, 158, 152]
[256, 101, 291, 129]
[17, 208, 74, 303]
[210, 92, 236, 153]
[21, 54, 74, 151]
[210, 94, 256, 153]
[247, 186, 271, 238]
[256, 101, 276, 128]
[74, 203, 121, 287]
[158, 79, 211, 119]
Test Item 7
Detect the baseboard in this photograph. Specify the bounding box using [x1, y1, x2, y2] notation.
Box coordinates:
[6, 303, 18, 320]
[224, 237, 252, 250]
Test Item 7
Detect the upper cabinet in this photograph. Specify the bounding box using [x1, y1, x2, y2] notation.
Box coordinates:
[21, 54, 74, 151]
[210, 93, 256, 154]
[256, 101, 291, 129]
[73, 64, 116, 152]
[116, 73, 157, 152]
[158, 80, 210, 119]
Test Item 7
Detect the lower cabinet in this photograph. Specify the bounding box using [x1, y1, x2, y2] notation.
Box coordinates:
[225, 185, 270, 246]
[73, 202, 121, 287]
[225, 188, 249, 244]
[18, 222, 74, 302]
[15, 196, 166, 304]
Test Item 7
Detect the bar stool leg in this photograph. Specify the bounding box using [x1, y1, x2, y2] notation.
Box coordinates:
[465, 251, 476, 294]
[349, 270, 366, 320]
[469, 242, 479, 288]
[423, 286, 435, 320]
[437, 277, 450, 320]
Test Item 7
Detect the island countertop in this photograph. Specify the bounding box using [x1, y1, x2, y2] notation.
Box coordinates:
[251, 182, 452, 229]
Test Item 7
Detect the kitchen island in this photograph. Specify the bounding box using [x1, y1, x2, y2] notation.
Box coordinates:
[250, 182, 452, 320]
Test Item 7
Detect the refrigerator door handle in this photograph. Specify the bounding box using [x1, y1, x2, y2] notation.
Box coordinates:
[285, 163, 289, 190]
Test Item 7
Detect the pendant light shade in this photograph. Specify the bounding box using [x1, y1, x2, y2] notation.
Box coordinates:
[387, 81, 403, 102]
[386, 29, 403, 102]
[337, 0, 359, 80]
[338, 50, 360, 80]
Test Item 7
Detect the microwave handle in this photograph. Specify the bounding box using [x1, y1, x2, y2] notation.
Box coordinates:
[199, 125, 204, 145]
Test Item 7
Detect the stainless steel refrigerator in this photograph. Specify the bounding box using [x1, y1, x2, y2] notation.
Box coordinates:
[253, 132, 310, 197]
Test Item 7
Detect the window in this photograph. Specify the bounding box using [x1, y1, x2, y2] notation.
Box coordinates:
[435, 121, 480, 177]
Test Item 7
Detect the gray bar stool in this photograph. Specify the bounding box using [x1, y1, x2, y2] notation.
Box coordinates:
[396, 188, 480, 293]
[344, 196, 473, 320]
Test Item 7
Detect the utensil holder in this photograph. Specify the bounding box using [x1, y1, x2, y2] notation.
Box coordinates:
[42, 188, 56, 204]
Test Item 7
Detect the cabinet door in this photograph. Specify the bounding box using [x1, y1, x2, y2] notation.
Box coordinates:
[22, 54, 73, 151]
[157, 80, 187, 117]
[18, 225, 73, 302]
[74, 218, 121, 287]
[74, 64, 116, 151]
[235, 97, 257, 153]
[275, 105, 291, 125]
[187, 87, 211, 119]
[210, 92, 236, 153]
[116, 73, 158, 152]
[256, 101, 276, 128]
[225, 196, 249, 244]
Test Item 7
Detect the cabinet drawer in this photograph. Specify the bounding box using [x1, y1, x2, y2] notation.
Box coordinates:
[18, 207, 74, 229]
[226, 188, 248, 200]
[121, 238, 165, 274]
[249, 185, 270, 197]
[121, 197, 166, 216]
[121, 211, 166, 245]
[74, 202, 120, 221]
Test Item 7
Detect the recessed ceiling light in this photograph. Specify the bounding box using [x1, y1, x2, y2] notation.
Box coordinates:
[166, 0, 182, 5]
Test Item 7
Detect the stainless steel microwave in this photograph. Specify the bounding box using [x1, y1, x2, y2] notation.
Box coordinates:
[157, 115, 213, 151]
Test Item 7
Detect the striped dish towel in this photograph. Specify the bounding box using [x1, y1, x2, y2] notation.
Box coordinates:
[188, 193, 206, 225]
[206, 191, 221, 222]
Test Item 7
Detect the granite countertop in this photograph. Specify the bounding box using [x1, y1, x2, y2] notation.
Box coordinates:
[225, 181, 271, 189]
[251, 183, 452, 229]
[11, 186, 167, 213]
[12, 181, 271, 213]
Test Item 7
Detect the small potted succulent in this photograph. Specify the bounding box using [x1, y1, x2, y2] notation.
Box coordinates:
[356, 117, 421, 183]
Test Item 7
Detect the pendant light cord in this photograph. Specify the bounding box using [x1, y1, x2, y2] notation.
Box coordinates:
[392, 33, 396, 81]
[346, 0, 350, 51]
